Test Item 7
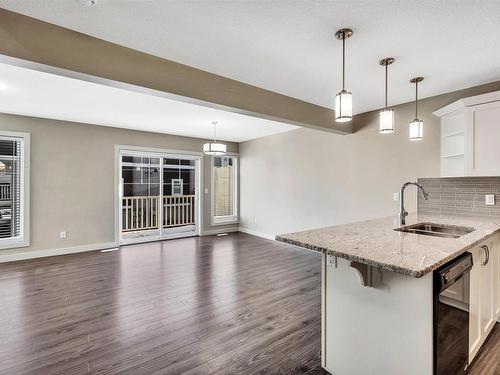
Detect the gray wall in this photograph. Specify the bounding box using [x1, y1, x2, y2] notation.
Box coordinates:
[239, 110, 440, 237]
[0, 113, 239, 256]
[240, 80, 500, 237]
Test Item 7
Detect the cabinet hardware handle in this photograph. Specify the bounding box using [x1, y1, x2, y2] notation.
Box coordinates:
[480, 245, 489, 266]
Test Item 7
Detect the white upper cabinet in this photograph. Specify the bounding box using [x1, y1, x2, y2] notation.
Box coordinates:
[434, 90, 500, 177]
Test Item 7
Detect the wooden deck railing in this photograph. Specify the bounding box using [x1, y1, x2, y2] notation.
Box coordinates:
[163, 195, 195, 228]
[121, 195, 195, 232]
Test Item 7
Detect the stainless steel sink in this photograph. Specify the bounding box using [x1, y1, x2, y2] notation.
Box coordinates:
[394, 222, 475, 238]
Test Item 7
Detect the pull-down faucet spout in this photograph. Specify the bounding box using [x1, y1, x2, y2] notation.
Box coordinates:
[400, 182, 429, 226]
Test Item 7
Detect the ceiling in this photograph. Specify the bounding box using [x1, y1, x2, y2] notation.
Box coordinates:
[0, 62, 297, 142]
[0, 0, 499, 116]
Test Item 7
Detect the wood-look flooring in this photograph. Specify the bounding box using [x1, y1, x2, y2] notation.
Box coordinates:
[0, 232, 497, 375]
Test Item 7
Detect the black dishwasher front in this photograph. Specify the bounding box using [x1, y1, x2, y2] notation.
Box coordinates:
[433, 251, 473, 375]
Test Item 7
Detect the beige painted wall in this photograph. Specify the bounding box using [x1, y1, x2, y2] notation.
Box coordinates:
[240, 81, 500, 237]
[0, 113, 238, 257]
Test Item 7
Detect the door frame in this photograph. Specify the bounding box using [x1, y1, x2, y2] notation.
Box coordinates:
[114, 145, 203, 245]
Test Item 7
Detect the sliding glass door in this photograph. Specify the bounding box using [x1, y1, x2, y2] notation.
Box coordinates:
[119, 150, 200, 244]
[162, 158, 197, 237]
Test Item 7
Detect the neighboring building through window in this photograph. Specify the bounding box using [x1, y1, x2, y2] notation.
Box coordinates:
[212, 156, 238, 224]
[0, 132, 29, 249]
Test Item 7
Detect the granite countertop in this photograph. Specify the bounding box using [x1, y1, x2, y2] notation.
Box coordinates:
[275, 213, 500, 278]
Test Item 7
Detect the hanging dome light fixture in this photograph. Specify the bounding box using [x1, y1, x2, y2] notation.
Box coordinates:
[203, 121, 227, 155]
[409, 77, 424, 141]
[334, 28, 353, 123]
[379, 57, 395, 133]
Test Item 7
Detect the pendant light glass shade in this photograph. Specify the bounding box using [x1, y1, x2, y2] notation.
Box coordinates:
[409, 118, 423, 141]
[334, 28, 353, 123]
[379, 57, 395, 133]
[409, 77, 424, 141]
[335, 89, 352, 122]
[379, 109, 395, 133]
[203, 142, 227, 155]
[203, 121, 227, 155]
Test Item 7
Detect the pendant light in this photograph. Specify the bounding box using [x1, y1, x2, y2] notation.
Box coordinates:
[379, 57, 395, 133]
[334, 28, 353, 122]
[409, 77, 424, 141]
[203, 121, 227, 155]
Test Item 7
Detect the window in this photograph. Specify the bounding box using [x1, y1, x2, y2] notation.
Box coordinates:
[0, 132, 30, 249]
[212, 155, 238, 225]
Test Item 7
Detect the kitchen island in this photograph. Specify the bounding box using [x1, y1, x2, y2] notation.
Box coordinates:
[276, 213, 500, 375]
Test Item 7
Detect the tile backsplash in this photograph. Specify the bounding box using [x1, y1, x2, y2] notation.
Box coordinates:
[417, 177, 500, 218]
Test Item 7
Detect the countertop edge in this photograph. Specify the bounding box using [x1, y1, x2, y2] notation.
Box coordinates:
[275, 228, 500, 278]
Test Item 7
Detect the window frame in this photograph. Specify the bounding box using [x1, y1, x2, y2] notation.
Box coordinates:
[0, 131, 30, 250]
[211, 154, 238, 226]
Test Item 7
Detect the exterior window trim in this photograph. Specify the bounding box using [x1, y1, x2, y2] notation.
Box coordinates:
[211, 154, 238, 226]
[0, 131, 30, 250]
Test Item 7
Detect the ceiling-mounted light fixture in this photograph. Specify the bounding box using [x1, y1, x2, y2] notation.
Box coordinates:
[409, 77, 424, 141]
[379, 57, 395, 133]
[334, 28, 353, 123]
[203, 121, 227, 155]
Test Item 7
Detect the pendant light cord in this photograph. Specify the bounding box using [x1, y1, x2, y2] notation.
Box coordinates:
[385, 64, 388, 109]
[342, 34, 346, 90]
[415, 81, 418, 118]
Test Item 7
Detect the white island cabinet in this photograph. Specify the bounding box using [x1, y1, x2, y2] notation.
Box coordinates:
[321, 236, 500, 375]
[321, 256, 434, 375]
[434, 90, 500, 177]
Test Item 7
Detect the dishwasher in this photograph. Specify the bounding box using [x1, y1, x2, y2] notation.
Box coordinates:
[433, 252, 473, 375]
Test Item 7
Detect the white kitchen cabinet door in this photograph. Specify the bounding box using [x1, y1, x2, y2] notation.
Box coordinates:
[466, 102, 500, 176]
[494, 234, 500, 320]
[469, 239, 497, 362]
[479, 240, 495, 337]
[435, 91, 500, 177]
[469, 245, 482, 361]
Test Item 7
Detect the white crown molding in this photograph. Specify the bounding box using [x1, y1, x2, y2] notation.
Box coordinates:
[433, 90, 500, 118]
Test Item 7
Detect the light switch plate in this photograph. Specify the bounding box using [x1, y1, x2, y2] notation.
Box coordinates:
[393, 192, 400, 201]
[60, 231, 67, 239]
[485, 194, 495, 206]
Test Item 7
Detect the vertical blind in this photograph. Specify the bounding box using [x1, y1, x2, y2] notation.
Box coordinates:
[0, 138, 22, 240]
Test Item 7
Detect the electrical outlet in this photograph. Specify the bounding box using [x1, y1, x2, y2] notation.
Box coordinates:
[204, 188, 209, 194]
[327, 254, 336, 267]
[485, 194, 495, 206]
[393, 192, 400, 201]
[60, 231, 67, 239]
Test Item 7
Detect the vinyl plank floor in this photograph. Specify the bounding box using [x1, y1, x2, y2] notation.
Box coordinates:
[0, 232, 497, 375]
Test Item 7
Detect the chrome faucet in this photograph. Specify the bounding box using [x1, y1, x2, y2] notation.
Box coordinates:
[400, 182, 429, 225]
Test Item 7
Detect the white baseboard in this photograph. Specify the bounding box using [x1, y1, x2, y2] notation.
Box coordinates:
[0, 228, 276, 263]
[238, 227, 275, 241]
[0, 241, 118, 263]
[201, 227, 239, 236]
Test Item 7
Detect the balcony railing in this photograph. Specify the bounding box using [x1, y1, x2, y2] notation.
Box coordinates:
[122, 195, 195, 233]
